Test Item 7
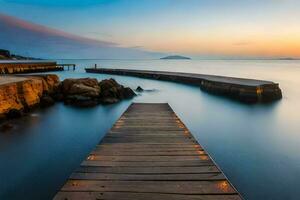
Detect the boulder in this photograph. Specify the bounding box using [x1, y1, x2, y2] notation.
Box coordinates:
[136, 86, 144, 92]
[98, 78, 120, 91]
[99, 97, 120, 104]
[0, 123, 14, 132]
[39, 74, 60, 94]
[40, 95, 55, 108]
[64, 95, 99, 107]
[6, 109, 23, 119]
[61, 78, 101, 106]
[98, 78, 136, 104]
[62, 78, 100, 97]
[123, 87, 136, 99]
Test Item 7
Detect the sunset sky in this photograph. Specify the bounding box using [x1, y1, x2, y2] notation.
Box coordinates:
[0, 0, 300, 58]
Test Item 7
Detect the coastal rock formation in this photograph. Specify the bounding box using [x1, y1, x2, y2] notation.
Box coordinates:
[0, 75, 135, 120]
[0, 74, 60, 119]
[61, 78, 136, 106]
[136, 86, 144, 92]
[0, 49, 11, 59]
[99, 78, 136, 104]
[62, 78, 100, 97]
[62, 78, 100, 107]
[0, 49, 37, 60]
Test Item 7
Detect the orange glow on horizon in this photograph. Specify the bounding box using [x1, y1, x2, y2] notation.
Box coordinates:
[118, 25, 300, 58]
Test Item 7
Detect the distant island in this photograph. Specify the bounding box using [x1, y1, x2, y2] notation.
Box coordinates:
[0, 49, 39, 60]
[278, 57, 298, 60]
[160, 55, 191, 60]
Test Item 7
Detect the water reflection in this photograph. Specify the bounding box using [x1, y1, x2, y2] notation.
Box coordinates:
[1, 59, 300, 200]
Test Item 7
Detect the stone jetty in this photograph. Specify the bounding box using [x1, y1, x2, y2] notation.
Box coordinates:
[86, 68, 282, 103]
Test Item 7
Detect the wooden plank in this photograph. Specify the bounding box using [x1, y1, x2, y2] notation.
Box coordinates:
[91, 150, 206, 156]
[96, 143, 201, 148]
[53, 103, 242, 199]
[75, 166, 218, 174]
[84, 155, 209, 162]
[81, 160, 213, 167]
[95, 145, 202, 150]
[60, 180, 238, 194]
[69, 172, 225, 181]
[54, 192, 242, 200]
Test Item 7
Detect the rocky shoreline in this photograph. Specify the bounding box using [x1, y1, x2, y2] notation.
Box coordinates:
[0, 49, 39, 60]
[60, 77, 136, 106]
[0, 74, 136, 121]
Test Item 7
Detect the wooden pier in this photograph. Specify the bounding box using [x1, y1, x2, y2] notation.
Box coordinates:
[57, 63, 76, 71]
[86, 68, 282, 103]
[0, 61, 76, 74]
[54, 103, 242, 200]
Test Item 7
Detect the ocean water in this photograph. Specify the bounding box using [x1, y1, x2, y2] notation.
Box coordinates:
[0, 59, 300, 200]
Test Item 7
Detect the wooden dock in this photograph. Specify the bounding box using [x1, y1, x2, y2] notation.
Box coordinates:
[54, 103, 242, 200]
[0, 61, 76, 74]
[86, 68, 282, 103]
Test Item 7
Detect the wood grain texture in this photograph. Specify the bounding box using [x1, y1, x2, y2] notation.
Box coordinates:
[53, 103, 242, 200]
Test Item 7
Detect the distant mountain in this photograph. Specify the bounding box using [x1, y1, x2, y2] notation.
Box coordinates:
[160, 55, 191, 60]
[0, 13, 163, 59]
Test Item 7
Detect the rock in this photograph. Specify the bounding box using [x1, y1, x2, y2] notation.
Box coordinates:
[38, 74, 60, 94]
[64, 95, 99, 107]
[136, 86, 144, 92]
[60, 78, 135, 106]
[98, 79, 136, 103]
[123, 87, 136, 99]
[0, 74, 60, 118]
[6, 109, 23, 119]
[0, 49, 11, 59]
[40, 95, 55, 108]
[61, 78, 100, 106]
[0, 123, 14, 132]
[98, 78, 120, 91]
[52, 92, 64, 101]
[99, 97, 120, 104]
[62, 78, 100, 97]
[62, 78, 99, 94]
[68, 84, 100, 97]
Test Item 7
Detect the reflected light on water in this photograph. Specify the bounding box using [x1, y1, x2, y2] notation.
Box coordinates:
[2, 59, 300, 200]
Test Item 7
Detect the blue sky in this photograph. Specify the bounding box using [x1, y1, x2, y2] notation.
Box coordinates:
[0, 0, 300, 58]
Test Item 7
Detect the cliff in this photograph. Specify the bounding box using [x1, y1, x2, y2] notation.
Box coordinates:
[0, 74, 60, 119]
[0, 75, 136, 120]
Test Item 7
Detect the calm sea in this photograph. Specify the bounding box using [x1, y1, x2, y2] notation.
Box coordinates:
[0, 59, 300, 200]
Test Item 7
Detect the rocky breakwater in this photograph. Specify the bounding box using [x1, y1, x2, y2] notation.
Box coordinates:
[61, 78, 136, 107]
[0, 74, 60, 120]
[0, 76, 136, 121]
